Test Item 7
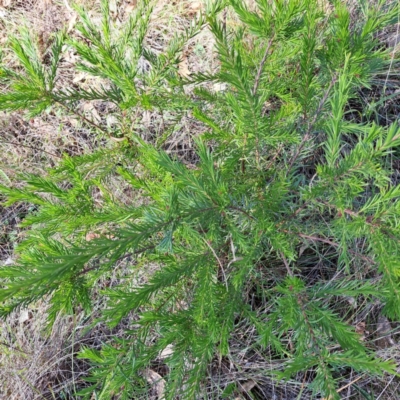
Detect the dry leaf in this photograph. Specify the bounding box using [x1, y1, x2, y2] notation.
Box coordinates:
[239, 380, 256, 392]
[190, 1, 203, 12]
[3, 257, 14, 266]
[345, 295, 357, 309]
[355, 321, 365, 335]
[86, 232, 115, 240]
[355, 321, 367, 341]
[83, 103, 101, 123]
[178, 56, 190, 78]
[64, 49, 78, 65]
[159, 344, 174, 359]
[85, 232, 101, 241]
[106, 115, 119, 128]
[144, 369, 166, 400]
[67, 12, 78, 33]
[109, 0, 117, 16]
[187, 1, 203, 17]
[124, 0, 137, 14]
[376, 315, 395, 348]
[298, 243, 308, 257]
[142, 110, 151, 126]
[213, 82, 227, 92]
[66, 117, 80, 128]
[19, 310, 32, 324]
[73, 72, 87, 84]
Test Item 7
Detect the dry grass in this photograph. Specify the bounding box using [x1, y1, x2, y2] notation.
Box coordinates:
[0, 306, 83, 399]
[1, 0, 400, 399]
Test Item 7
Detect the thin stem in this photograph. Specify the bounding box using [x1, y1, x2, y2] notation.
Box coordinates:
[228, 205, 256, 220]
[55, 101, 109, 135]
[202, 237, 229, 290]
[307, 73, 338, 134]
[0, 340, 31, 355]
[337, 375, 364, 394]
[0, 139, 61, 158]
[298, 233, 338, 247]
[252, 38, 274, 96]
[287, 74, 338, 171]
[222, 8, 227, 37]
[76, 245, 156, 277]
[298, 233, 375, 264]
[279, 251, 294, 277]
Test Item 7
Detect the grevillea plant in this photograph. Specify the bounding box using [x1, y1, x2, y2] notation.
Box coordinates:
[1, 0, 400, 398]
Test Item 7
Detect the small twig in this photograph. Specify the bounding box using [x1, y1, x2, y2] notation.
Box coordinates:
[226, 236, 243, 269]
[222, 8, 227, 37]
[320, 200, 400, 243]
[297, 233, 375, 264]
[336, 375, 363, 393]
[55, 101, 110, 136]
[0, 340, 31, 355]
[275, 201, 310, 231]
[265, 145, 284, 170]
[287, 74, 338, 171]
[298, 233, 338, 248]
[250, 36, 274, 168]
[252, 38, 274, 96]
[0, 139, 61, 159]
[279, 251, 294, 277]
[307, 73, 338, 134]
[77, 245, 156, 277]
[229, 236, 236, 259]
[287, 132, 311, 172]
[155, 290, 179, 313]
[202, 237, 229, 290]
[228, 205, 256, 221]
[56, 100, 134, 142]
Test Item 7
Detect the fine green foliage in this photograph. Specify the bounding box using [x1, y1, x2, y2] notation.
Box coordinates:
[1, 0, 400, 398]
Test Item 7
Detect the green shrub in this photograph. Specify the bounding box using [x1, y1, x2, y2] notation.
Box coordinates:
[1, 0, 400, 398]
